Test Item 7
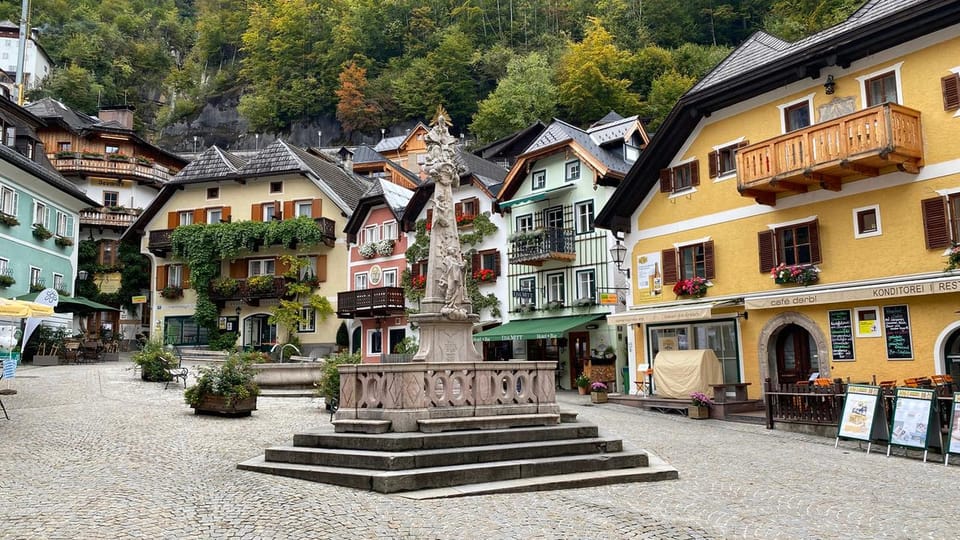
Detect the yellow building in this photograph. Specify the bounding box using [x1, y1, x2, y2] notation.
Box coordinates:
[597, 1, 960, 397]
[123, 142, 367, 355]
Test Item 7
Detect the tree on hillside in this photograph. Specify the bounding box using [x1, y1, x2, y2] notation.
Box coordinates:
[640, 70, 697, 131]
[28, 64, 103, 113]
[335, 61, 380, 141]
[764, 0, 864, 41]
[556, 18, 640, 126]
[469, 52, 557, 144]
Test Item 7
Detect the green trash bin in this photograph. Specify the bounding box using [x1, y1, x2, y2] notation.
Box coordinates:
[621, 367, 629, 394]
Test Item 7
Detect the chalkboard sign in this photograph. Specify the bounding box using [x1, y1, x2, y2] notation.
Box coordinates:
[883, 305, 913, 359]
[829, 309, 854, 361]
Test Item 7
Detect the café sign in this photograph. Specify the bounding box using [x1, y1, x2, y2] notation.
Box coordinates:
[745, 277, 960, 310]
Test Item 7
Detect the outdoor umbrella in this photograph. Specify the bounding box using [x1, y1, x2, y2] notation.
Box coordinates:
[0, 298, 55, 318]
[14, 293, 120, 314]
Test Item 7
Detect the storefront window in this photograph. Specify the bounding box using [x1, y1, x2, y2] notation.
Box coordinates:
[648, 320, 741, 384]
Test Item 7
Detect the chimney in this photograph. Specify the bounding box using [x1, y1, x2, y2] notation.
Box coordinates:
[98, 105, 135, 130]
[338, 147, 354, 172]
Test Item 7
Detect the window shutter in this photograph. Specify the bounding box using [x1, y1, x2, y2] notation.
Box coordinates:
[758, 230, 775, 273]
[942, 74, 960, 111]
[493, 250, 501, 276]
[251, 203, 263, 222]
[155, 265, 167, 291]
[167, 211, 177, 229]
[229, 259, 248, 278]
[315, 254, 327, 282]
[98, 241, 106, 265]
[659, 169, 672, 193]
[410, 263, 421, 279]
[808, 219, 822, 264]
[471, 253, 480, 273]
[273, 201, 282, 219]
[455, 202, 463, 216]
[426, 208, 433, 224]
[276, 256, 290, 277]
[193, 208, 205, 224]
[703, 240, 715, 280]
[283, 201, 294, 220]
[661, 249, 678, 284]
[708, 151, 718, 178]
[691, 159, 700, 186]
[312, 198, 323, 218]
[922, 196, 951, 249]
[221, 206, 231, 223]
[183, 265, 191, 288]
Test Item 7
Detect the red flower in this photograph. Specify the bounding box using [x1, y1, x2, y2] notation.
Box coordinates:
[411, 275, 426, 289]
[472, 268, 495, 282]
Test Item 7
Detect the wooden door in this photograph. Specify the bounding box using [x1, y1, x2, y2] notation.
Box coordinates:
[569, 331, 590, 388]
[776, 324, 811, 384]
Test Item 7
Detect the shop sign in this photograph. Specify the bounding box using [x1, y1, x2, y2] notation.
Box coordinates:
[599, 293, 619, 305]
[131, 295, 147, 304]
[745, 277, 960, 309]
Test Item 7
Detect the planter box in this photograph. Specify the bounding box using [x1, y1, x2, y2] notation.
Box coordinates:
[577, 386, 589, 395]
[33, 355, 59, 366]
[591, 391, 608, 404]
[688, 405, 710, 419]
[191, 395, 258, 417]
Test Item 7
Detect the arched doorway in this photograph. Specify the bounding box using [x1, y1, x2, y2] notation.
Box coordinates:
[351, 327, 361, 354]
[943, 327, 960, 381]
[242, 314, 276, 352]
[775, 324, 817, 384]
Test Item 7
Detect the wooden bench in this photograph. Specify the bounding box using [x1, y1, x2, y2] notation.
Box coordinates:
[709, 382, 751, 403]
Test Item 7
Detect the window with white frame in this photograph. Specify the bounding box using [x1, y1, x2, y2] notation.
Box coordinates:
[206, 207, 222, 223]
[29, 266, 41, 287]
[0, 257, 8, 274]
[547, 272, 565, 303]
[295, 200, 313, 217]
[56, 212, 71, 237]
[53, 273, 64, 292]
[298, 306, 316, 332]
[574, 200, 594, 234]
[178, 210, 193, 226]
[168, 264, 184, 287]
[575, 270, 596, 302]
[1, 184, 17, 216]
[382, 220, 397, 240]
[262, 202, 277, 221]
[299, 256, 318, 279]
[531, 170, 546, 190]
[363, 225, 379, 244]
[33, 201, 48, 226]
[248, 258, 275, 276]
[708, 140, 747, 179]
[368, 328, 383, 354]
[565, 160, 581, 182]
[383, 268, 398, 287]
[4, 126, 14, 147]
[518, 276, 536, 306]
[659, 160, 700, 193]
[858, 63, 902, 108]
[516, 214, 533, 232]
[853, 205, 882, 239]
[105, 145, 120, 155]
[354, 272, 368, 290]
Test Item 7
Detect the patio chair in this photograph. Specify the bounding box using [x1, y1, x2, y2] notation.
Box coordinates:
[0, 371, 16, 420]
[63, 341, 81, 364]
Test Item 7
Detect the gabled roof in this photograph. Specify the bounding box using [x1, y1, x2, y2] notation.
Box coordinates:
[587, 114, 648, 148]
[0, 143, 98, 207]
[458, 150, 508, 186]
[596, 0, 960, 233]
[170, 146, 245, 184]
[590, 111, 625, 128]
[473, 121, 548, 162]
[343, 178, 414, 239]
[372, 122, 429, 153]
[351, 145, 386, 164]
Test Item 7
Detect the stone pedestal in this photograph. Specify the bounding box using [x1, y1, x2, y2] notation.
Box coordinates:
[409, 307, 481, 363]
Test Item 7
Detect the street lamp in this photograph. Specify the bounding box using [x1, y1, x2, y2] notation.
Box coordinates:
[77, 270, 89, 281]
[609, 240, 629, 278]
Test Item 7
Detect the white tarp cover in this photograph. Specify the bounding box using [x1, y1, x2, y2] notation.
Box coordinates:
[652, 349, 723, 399]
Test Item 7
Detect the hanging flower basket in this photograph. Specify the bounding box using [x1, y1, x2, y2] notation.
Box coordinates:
[770, 263, 820, 286]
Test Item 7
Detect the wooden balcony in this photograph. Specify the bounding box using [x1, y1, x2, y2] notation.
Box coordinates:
[209, 277, 289, 306]
[79, 208, 140, 228]
[508, 227, 576, 266]
[49, 154, 177, 184]
[737, 103, 924, 205]
[336, 287, 406, 318]
[148, 229, 173, 256]
[314, 217, 336, 247]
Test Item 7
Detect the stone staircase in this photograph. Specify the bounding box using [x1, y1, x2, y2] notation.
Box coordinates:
[237, 415, 678, 498]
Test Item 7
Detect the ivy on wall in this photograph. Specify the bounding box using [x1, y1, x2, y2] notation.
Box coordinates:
[76, 239, 150, 310]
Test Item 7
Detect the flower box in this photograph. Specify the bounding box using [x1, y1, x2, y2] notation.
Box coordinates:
[32, 224, 53, 240]
[472, 268, 496, 282]
[375, 239, 395, 256]
[55, 236, 74, 248]
[673, 276, 710, 298]
[591, 391, 608, 403]
[770, 263, 819, 286]
[0, 213, 19, 227]
[161, 286, 183, 299]
[688, 405, 710, 419]
[0, 275, 14, 288]
[190, 395, 258, 417]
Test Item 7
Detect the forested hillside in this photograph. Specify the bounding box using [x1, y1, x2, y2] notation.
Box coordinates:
[1, 0, 864, 146]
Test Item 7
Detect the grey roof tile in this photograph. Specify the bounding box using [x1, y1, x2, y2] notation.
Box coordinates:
[171, 146, 245, 184]
[525, 119, 632, 175]
[457, 150, 507, 183]
[373, 134, 406, 152]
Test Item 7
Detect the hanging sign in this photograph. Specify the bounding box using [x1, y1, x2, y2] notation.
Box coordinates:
[131, 295, 147, 304]
[883, 305, 913, 359]
[887, 387, 941, 461]
[599, 293, 619, 305]
[946, 393, 960, 465]
[828, 309, 854, 361]
[836, 384, 888, 453]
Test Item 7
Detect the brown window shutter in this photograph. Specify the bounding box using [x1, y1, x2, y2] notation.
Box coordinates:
[758, 230, 775, 273]
[661, 249, 678, 285]
[708, 151, 718, 178]
[273, 201, 282, 219]
[315, 255, 327, 282]
[808, 219, 822, 264]
[455, 202, 463, 216]
[659, 169, 672, 193]
[229, 259, 248, 278]
[283, 200, 294, 220]
[167, 211, 178, 229]
[251, 203, 263, 222]
[942, 74, 960, 111]
[221, 206, 231, 223]
[193, 208, 205, 224]
[703, 240, 715, 280]
[312, 198, 323, 218]
[183, 265, 191, 288]
[691, 159, 700, 186]
[493, 250, 501, 276]
[155, 265, 167, 291]
[471, 253, 480, 272]
[410, 263, 421, 279]
[276, 256, 290, 277]
[426, 208, 433, 224]
[922, 196, 951, 249]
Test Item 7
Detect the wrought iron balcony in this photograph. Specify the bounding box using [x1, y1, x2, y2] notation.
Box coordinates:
[148, 229, 173, 256]
[336, 287, 406, 318]
[508, 227, 576, 266]
[49, 154, 177, 184]
[737, 103, 924, 205]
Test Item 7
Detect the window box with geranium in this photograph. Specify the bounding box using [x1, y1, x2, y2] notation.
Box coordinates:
[590, 381, 608, 403]
[689, 391, 714, 419]
[770, 263, 819, 286]
[411, 275, 426, 289]
[161, 286, 183, 299]
[456, 213, 475, 227]
[55, 236, 74, 248]
[81, 151, 103, 160]
[0, 213, 18, 227]
[32, 223, 53, 241]
[673, 276, 710, 298]
[472, 268, 495, 282]
[107, 152, 130, 162]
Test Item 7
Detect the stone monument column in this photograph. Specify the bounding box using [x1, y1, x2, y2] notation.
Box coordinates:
[410, 106, 482, 363]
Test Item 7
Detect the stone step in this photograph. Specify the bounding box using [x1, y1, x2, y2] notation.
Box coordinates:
[292, 424, 600, 452]
[417, 413, 560, 433]
[332, 419, 391, 434]
[238, 450, 650, 494]
[559, 410, 579, 423]
[264, 437, 626, 470]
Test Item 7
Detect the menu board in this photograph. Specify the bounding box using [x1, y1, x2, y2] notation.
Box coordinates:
[947, 393, 960, 456]
[883, 305, 913, 360]
[829, 309, 854, 361]
[837, 384, 884, 442]
[889, 388, 935, 449]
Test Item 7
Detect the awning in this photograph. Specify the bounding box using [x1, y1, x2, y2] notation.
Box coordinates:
[15, 292, 120, 313]
[605, 299, 741, 326]
[0, 298, 55, 318]
[473, 314, 603, 341]
[498, 185, 574, 209]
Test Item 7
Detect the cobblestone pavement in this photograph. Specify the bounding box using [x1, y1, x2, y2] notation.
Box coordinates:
[1, 360, 958, 539]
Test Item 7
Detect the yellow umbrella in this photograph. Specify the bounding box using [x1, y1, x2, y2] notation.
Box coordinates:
[0, 298, 55, 318]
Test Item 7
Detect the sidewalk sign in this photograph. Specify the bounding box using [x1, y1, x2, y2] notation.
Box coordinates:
[886, 387, 940, 462]
[836, 384, 888, 454]
[945, 393, 960, 466]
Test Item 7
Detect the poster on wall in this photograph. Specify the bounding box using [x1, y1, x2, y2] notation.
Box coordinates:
[883, 305, 913, 360]
[828, 309, 855, 361]
[836, 384, 887, 452]
[888, 387, 940, 460]
[946, 393, 960, 464]
[635, 252, 662, 297]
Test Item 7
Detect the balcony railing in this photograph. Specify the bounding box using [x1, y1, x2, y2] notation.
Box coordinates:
[49, 154, 176, 184]
[736, 103, 924, 205]
[209, 277, 289, 305]
[148, 229, 173, 255]
[336, 287, 406, 318]
[314, 217, 336, 247]
[79, 208, 140, 228]
[508, 227, 576, 266]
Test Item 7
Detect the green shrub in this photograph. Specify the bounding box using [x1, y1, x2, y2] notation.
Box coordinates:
[207, 331, 238, 351]
[314, 350, 361, 403]
[132, 339, 178, 381]
[184, 353, 260, 407]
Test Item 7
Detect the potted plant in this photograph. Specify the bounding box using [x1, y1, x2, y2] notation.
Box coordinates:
[689, 391, 714, 419]
[0, 213, 19, 227]
[132, 339, 179, 382]
[32, 223, 53, 241]
[161, 286, 183, 299]
[55, 236, 74, 248]
[185, 353, 260, 416]
[575, 373, 590, 395]
[107, 152, 130, 162]
[590, 381, 608, 403]
[135, 156, 154, 166]
[472, 268, 496, 282]
[770, 263, 820, 286]
[0, 274, 14, 288]
[54, 150, 77, 159]
[314, 350, 361, 411]
[31, 326, 65, 366]
[410, 275, 426, 289]
[544, 300, 564, 310]
[81, 151, 103, 160]
[673, 276, 711, 298]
